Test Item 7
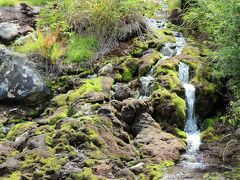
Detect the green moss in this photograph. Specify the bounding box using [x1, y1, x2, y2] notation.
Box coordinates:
[172, 93, 186, 121]
[130, 38, 149, 57]
[200, 127, 221, 142]
[191, 65, 221, 95]
[35, 125, 55, 136]
[121, 58, 139, 82]
[48, 107, 68, 125]
[83, 159, 96, 167]
[54, 77, 104, 106]
[156, 29, 176, 43]
[54, 143, 78, 157]
[145, 161, 174, 179]
[0, 123, 5, 139]
[174, 128, 187, 139]
[21, 150, 67, 178]
[72, 168, 99, 180]
[154, 58, 179, 77]
[6, 122, 35, 141]
[181, 59, 202, 71]
[6, 171, 22, 180]
[202, 118, 219, 130]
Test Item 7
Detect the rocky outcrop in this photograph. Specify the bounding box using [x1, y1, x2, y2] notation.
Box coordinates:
[0, 47, 50, 104]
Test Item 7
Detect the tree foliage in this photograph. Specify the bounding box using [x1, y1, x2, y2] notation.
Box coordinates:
[183, 0, 240, 96]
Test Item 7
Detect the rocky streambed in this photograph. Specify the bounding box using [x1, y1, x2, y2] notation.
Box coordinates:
[0, 1, 239, 180]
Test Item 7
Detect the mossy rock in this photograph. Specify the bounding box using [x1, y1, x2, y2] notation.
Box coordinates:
[153, 57, 184, 95]
[138, 50, 162, 76]
[200, 127, 221, 143]
[6, 122, 36, 141]
[191, 64, 223, 119]
[174, 128, 187, 139]
[53, 77, 113, 107]
[130, 37, 149, 57]
[151, 88, 186, 129]
[144, 161, 174, 179]
[154, 57, 179, 77]
[72, 168, 100, 180]
[120, 57, 140, 82]
[156, 29, 176, 43]
[20, 149, 67, 179]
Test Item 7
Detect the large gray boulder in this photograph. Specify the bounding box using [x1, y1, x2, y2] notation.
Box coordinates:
[0, 47, 50, 104]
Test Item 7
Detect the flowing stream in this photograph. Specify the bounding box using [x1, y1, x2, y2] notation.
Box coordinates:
[178, 62, 205, 169]
[140, 0, 230, 179]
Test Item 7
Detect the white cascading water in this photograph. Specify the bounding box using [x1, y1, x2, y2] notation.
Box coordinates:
[179, 62, 205, 169]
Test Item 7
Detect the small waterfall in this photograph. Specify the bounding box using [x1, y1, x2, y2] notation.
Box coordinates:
[179, 62, 205, 169]
[139, 73, 155, 99]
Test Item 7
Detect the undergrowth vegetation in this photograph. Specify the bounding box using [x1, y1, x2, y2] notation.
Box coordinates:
[183, 0, 240, 96]
[12, 0, 160, 64]
[15, 29, 66, 64]
[0, 0, 47, 6]
[38, 0, 160, 46]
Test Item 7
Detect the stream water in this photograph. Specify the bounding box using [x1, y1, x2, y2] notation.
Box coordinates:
[139, 1, 229, 179]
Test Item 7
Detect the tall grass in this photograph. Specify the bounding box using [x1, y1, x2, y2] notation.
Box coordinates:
[38, 0, 160, 46]
[66, 35, 99, 63]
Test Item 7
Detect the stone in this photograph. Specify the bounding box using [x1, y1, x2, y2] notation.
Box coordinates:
[26, 134, 47, 150]
[121, 98, 152, 124]
[0, 157, 20, 176]
[130, 162, 145, 174]
[0, 22, 20, 44]
[0, 48, 50, 104]
[112, 83, 134, 101]
[115, 168, 135, 180]
[134, 125, 186, 162]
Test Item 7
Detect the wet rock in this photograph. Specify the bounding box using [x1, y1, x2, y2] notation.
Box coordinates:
[0, 48, 50, 104]
[110, 100, 123, 112]
[0, 22, 20, 44]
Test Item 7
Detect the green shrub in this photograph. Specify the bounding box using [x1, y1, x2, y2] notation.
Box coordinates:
[183, 0, 240, 96]
[66, 35, 99, 63]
